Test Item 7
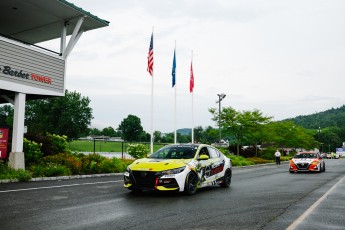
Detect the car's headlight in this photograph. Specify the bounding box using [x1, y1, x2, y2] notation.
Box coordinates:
[161, 167, 185, 175]
[311, 161, 319, 165]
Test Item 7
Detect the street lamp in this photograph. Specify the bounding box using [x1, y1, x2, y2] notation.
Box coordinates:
[216, 93, 226, 142]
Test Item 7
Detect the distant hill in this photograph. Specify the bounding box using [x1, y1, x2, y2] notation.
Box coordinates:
[177, 128, 192, 135]
[284, 105, 345, 129]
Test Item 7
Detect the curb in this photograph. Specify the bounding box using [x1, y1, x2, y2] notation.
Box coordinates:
[0, 161, 289, 184]
[0, 173, 124, 184]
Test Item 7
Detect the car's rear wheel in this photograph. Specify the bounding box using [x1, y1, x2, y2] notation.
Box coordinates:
[220, 169, 231, 187]
[184, 172, 198, 195]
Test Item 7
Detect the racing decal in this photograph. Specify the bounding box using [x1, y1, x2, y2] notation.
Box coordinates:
[196, 159, 225, 183]
[210, 160, 225, 175]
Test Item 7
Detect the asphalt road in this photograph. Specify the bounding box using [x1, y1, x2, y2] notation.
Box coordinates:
[0, 159, 344, 230]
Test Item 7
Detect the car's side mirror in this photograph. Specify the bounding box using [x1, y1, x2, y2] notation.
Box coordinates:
[198, 155, 209, 160]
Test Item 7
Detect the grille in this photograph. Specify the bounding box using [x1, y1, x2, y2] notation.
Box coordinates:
[131, 171, 157, 188]
[296, 163, 309, 170]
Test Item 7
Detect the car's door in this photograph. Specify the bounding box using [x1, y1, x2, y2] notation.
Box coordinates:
[196, 147, 213, 184]
[207, 147, 225, 178]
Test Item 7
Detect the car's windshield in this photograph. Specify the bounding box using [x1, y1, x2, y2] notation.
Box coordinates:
[294, 153, 317, 158]
[149, 146, 197, 159]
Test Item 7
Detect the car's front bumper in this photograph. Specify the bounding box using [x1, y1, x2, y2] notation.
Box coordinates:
[124, 170, 188, 192]
[289, 163, 321, 172]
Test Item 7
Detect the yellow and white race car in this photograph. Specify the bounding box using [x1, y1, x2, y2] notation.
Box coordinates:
[124, 144, 232, 195]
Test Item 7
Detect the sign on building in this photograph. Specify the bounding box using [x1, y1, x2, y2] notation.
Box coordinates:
[0, 128, 9, 159]
[0, 38, 65, 96]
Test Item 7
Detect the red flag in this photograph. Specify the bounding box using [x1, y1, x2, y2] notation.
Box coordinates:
[190, 61, 194, 93]
[147, 33, 154, 76]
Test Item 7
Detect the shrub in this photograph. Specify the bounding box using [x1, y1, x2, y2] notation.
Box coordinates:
[47, 133, 70, 155]
[112, 157, 131, 172]
[79, 153, 106, 174]
[25, 132, 70, 156]
[15, 169, 32, 182]
[259, 147, 276, 160]
[23, 138, 43, 166]
[39, 153, 82, 174]
[247, 157, 273, 164]
[127, 144, 148, 159]
[227, 155, 255, 167]
[30, 163, 71, 177]
[0, 164, 32, 181]
[98, 158, 128, 173]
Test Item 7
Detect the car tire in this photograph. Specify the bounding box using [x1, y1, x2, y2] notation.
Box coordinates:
[322, 163, 326, 172]
[184, 172, 198, 195]
[318, 164, 322, 173]
[220, 169, 232, 188]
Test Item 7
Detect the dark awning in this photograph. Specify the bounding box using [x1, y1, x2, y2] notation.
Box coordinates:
[0, 0, 109, 44]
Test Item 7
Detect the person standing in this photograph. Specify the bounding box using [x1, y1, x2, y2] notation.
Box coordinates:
[274, 150, 281, 165]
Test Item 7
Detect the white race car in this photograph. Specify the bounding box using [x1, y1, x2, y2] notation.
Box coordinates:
[124, 144, 232, 195]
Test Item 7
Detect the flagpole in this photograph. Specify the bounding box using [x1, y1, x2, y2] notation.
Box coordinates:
[191, 50, 194, 144]
[150, 27, 154, 154]
[151, 65, 154, 154]
[174, 40, 177, 144]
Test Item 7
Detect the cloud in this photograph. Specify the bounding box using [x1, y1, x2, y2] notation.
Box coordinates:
[39, 0, 345, 133]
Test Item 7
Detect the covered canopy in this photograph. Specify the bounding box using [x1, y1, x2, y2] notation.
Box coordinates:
[0, 0, 109, 44]
[0, 0, 109, 104]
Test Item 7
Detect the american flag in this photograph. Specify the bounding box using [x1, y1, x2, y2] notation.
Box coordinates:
[190, 61, 194, 93]
[147, 33, 154, 76]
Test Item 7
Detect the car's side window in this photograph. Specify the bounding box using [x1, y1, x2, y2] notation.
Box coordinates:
[199, 147, 210, 158]
[208, 147, 219, 159]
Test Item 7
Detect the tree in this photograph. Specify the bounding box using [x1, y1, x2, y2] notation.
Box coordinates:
[0, 104, 13, 127]
[154, 131, 162, 143]
[90, 128, 102, 136]
[209, 107, 272, 155]
[262, 121, 317, 150]
[118, 115, 144, 142]
[102, 126, 116, 137]
[316, 126, 342, 152]
[194, 126, 204, 143]
[204, 126, 219, 144]
[161, 133, 174, 143]
[25, 90, 93, 138]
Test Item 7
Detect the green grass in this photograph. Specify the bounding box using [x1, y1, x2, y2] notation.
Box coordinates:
[69, 140, 167, 153]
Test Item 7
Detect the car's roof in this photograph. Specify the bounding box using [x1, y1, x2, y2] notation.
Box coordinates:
[164, 144, 203, 148]
[297, 152, 318, 154]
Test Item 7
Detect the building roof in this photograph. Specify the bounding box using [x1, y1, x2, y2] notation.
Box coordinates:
[0, 0, 109, 44]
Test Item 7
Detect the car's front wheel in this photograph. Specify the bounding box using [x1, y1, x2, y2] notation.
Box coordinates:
[184, 172, 198, 195]
[220, 169, 231, 187]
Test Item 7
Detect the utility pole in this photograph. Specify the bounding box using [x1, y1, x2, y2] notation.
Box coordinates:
[216, 93, 226, 142]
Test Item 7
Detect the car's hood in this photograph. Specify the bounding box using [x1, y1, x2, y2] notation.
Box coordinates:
[129, 158, 193, 171]
[292, 158, 317, 164]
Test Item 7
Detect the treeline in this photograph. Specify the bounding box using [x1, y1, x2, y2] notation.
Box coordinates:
[1, 89, 344, 155]
[285, 105, 345, 151]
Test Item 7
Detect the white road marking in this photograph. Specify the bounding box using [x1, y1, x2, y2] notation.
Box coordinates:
[0, 180, 123, 193]
[286, 175, 345, 230]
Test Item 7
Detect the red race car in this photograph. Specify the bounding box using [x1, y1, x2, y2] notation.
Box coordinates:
[289, 152, 325, 173]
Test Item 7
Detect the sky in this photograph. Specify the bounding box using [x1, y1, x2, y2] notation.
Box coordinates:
[42, 0, 345, 133]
